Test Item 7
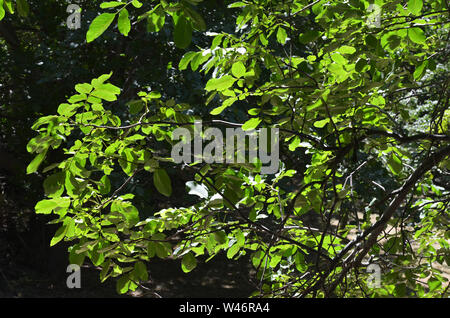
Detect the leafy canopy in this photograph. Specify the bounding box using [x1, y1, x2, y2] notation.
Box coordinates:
[22, 0, 450, 297]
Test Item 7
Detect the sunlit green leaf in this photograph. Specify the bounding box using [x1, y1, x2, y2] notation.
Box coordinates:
[181, 252, 197, 273]
[408, 27, 426, 44]
[86, 13, 116, 43]
[118, 8, 131, 36]
[205, 75, 236, 92]
[408, 0, 423, 15]
[242, 117, 262, 131]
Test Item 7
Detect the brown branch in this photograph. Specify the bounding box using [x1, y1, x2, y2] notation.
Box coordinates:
[323, 143, 450, 296]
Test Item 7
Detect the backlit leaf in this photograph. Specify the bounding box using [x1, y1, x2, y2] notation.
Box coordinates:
[181, 252, 197, 273]
[86, 13, 116, 43]
[118, 8, 131, 36]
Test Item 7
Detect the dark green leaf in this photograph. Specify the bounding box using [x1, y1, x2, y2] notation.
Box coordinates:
[173, 15, 192, 49]
[299, 30, 320, 44]
[153, 168, 172, 197]
[16, 0, 30, 17]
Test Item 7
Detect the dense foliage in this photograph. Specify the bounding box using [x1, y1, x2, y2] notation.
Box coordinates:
[2, 0, 449, 297]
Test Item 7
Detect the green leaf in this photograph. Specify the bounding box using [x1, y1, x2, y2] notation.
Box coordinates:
[16, 0, 29, 17]
[68, 94, 87, 104]
[408, 0, 423, 15]
[90, 242, 106, 266]
[184, 6, 206, 31]
[111, 200, 139, 225]
[50, 224, 68, 247]
[394, 283, 406, 297]
[299, 30, 320, 44]
[408, 28, 426, 44]
[91, 72, 113, 87]
[276, 27, 287, 45]
[314, 118, 329, 128]
[57, 103, 78, 117]
[149, 91, 161, 99]
[147, 242, 156, 258]
[127, 100, 144, 114]
[133, 261, 148, 281]
[289, 136, 301, 151]
[355, 58, 368, 73]
[64, 217, 76, 238]
[99, 260, 112, 282]
[365, 34, 379, 48]
[3, 0, 13, 14]
[179, 51, 197, 70]
[31, 115, 58, 130]
[27, 135, 55, 154]
[75, 83, 93, 94]
[118, 8, 131, 36]
[153, 168, 172, 197]
[0, 5, 4, 21]
[132, 0, 143, 8]
[91, 83, 121, 101]
[69, 244, 86, 266]
[231, 61, 246, 78]
[338, 45, 356, 54]
[251, 250, 263, 267]
[228, 1, 246, 8]
[116, 275, 131, 294]
[331, 52, 348, 65]
[147, 8, 166, 33]
[181, 252, 197, 273]
[226, 243, 240, 259]
[205, 75, 236, 91]
[210, 97, 236, 115]
[35, 197, 70, 215]
[86, 13, 116, 43]
[413, 60, 428, 80]
[236, 229, 245, 247]
[100, 1, 124, 8]
[123, 203, 139, 225]
[154, 242, 168, 258]
[44, 172, 65, 198]
[210, 105, 226, 115]
[100, 1, 124, 9]
[427, 278, 441, 292]
[35, 200, 58, 215]
[99, 175, 111, 194]
[27, 150, 47, 174]
[387, 153, 402, 175]
[173, 15, 192, 49]
[242, 117, 262, 131]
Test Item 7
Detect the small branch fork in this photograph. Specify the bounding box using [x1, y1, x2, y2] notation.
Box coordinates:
[301, 143, 450, 297]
